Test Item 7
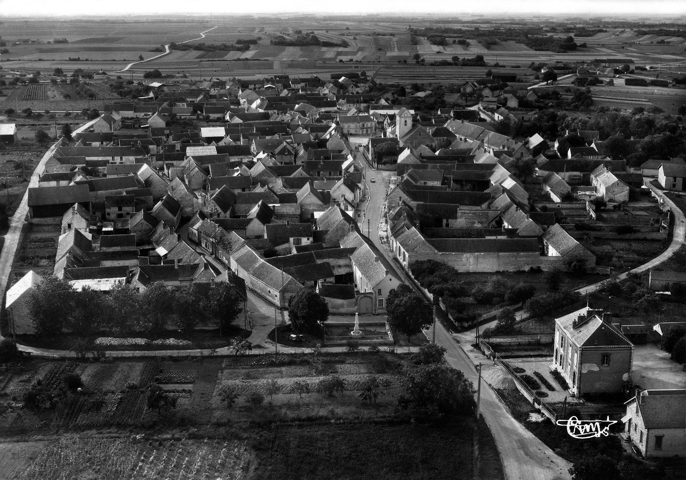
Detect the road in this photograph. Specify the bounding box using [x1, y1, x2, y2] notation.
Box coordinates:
[117, 26, 217, 73]
[359, 155, 571, 480]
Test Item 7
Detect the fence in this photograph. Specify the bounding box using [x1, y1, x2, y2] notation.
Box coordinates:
[479, 339, 558, 423]
[480, 334, 554, 345]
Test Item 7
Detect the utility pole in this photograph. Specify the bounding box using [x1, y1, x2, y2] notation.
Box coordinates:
[368, 218, 370, 237]
[432, 294, 438, 344]
[475, 363, 482, 419]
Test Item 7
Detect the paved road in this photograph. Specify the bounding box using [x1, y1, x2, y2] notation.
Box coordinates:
[117, 26, 217, 73]
[360, 157, 571, 480]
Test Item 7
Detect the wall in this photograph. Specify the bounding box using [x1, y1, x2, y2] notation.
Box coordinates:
[578, 347, 632, 395]
[8, 296, 35, 335]
[323, 296, 357, 314]
[646, 427, 686, 458]
[409, 251, 565, 273]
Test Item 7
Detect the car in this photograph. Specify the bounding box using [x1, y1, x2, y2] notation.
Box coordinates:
[289, 334, 304, 342]
[370, 177, 376, 183]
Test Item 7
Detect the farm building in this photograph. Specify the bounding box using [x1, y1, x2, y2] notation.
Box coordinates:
[658, 163, 686, 191]
[648, 270, 686, 292]
[5, 271, 44, 335]
[0, 124, 17, 144]
[28, 184, 91, 224]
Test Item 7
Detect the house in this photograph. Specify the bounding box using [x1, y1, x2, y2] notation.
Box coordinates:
[542, 224, 596, 268]
[5, 271, 43, 335]
[591, 166, 630, 203]
[129, 210, 157, 244]
[265, 223, 314, 249]
[648, 270, 686, 292]
[343, 232, 402, 313]
[0, 124, 18, 144]
[622, 389, 686, 458]
[338, 115, 375, 135]
[151, 194, 182, 229]
[329, 177, 360, 206]
[104, 195, 136, 221]
[61, 203, 91, 234]
[28, 184, 91, 223]
[92, 114, 120, 133]
[405, 169, 443, 187]
[147, 112, 169, 128]
[658, 163, 686, 191]
[543, 172, 571, 203]
[315, 205, 358, 247]
[552, 306, 633, 396]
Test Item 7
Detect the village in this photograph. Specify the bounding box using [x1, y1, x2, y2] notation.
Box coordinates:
[1, 24, 686, 478]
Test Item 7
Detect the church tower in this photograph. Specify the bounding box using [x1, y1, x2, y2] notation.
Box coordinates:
[396, 107, 412, 142]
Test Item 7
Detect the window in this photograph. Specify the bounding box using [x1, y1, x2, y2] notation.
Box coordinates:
[572, 371, 576, 385]
[377, 289, 382, 295]
[602, 354, 611, 366]
[640, 431, 643, 444]
[292, 238, 302, 246]
[377, 298, 384, 308]
[634, 424, 637, 432]
[655, 436, 663, 450]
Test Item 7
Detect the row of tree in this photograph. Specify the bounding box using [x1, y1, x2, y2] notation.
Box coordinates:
[27, 277, 242, 338]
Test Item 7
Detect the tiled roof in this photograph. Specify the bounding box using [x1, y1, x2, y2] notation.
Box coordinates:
[633, 389, 686, 429]
[428, 237, 539, 253]
[556, 307, 632, 348]
[542, 224, 580, 256]
[318, 283, 356, 300]
[28, 184, 91, 207]
[100, 234, 136, 249]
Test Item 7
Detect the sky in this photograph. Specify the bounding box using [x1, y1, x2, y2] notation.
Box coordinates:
[0, 0, 684, 17]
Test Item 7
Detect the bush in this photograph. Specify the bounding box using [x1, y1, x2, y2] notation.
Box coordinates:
[661, 327, 686, 354]
[316, 375, 346, 397]
[0, 339, 19, 363]
[535, 391, 548, 397]
[551, 369, 570, 390]
[346, 340, 360, 352]
[246, 391, 265, 408]
[615, 225, 635, 235]
[671, 336, 686, 364]
[512, 366, 525, 374]
[533, 371, 555, 391]
[63, 373, 83, 390]
[411, 343, 446, 365]
[519, 374, 541, 391]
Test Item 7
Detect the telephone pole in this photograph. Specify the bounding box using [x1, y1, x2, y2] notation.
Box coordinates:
[432, 294, 438, 344]
[475, 363, 482, 418]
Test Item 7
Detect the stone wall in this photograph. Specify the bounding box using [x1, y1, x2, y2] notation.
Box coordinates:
[409, 251, 565, 273]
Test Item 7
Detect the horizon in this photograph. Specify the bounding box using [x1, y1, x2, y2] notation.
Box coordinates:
[0, 1, 685, 18]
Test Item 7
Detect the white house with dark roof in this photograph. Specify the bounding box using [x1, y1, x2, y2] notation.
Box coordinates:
[622, 389, 686, 458]
[658, 163, 686, 191]
[552, 306, 633, 396]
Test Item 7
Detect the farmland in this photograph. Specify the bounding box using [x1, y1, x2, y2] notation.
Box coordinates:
[0, 354, 503, 479]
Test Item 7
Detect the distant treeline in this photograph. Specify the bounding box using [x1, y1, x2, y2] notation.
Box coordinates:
[169, 42, 251, 52]
[635, 28, 686, 39]
[270, 34, 347, 48]
[411, 27, 584, 52]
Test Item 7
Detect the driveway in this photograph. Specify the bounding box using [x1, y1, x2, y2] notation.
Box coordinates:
[632, 343, 686, 390]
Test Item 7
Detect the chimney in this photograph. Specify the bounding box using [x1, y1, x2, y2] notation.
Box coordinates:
[286, 220, 290, 226]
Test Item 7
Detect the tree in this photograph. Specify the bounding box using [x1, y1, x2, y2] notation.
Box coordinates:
[542, 69, 558, 84]
[68, 286, 106, 336]
[61, 123, 72, 141]
[485, 69, 493, 77]
[4, 108, 15, 117]
[203, 282, 242, 336]
[218, 385, 239, 409]
[661, 327, 686, 355]
[138, 55, 144, 61]
[316, 375, 346, 397]
[28, 276, 74, 336]
[451, 55, 460, 63]
[53, 68, 63, 76]
[397, 364, 474, 418]
[396, 85, 406, 97]
[634, 293, 663, 315]
[141, 282, 175, 337]
[174, 285, 205, 335]
[569, 455, 620, 480]
[412, 53, 421, 61]
[88, 108, 100, 120]
[510, 157, 536, 181]
[103, 283, 144, 335]
[143, 69, 163, 79]
[411, 343, 446, 365]
[22, 108, 33, 118]
[147, 383, 178, 415]
[545, 269, 563, 292]
[505, 284, 536, 304]
[287, 287, 329, 334]
[673, 336, 686, 364]
[246, 391, 264, 408]
[359, 376, 390, 404]
[265, 379, 282, 402]
[292, 380, 311, 399]
[34, 129, 50, 146]
[386, 284, 432, 341]
[493, 308, 517, 335]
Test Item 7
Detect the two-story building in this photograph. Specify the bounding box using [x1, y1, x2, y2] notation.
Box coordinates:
[552, 306, 633, 396]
